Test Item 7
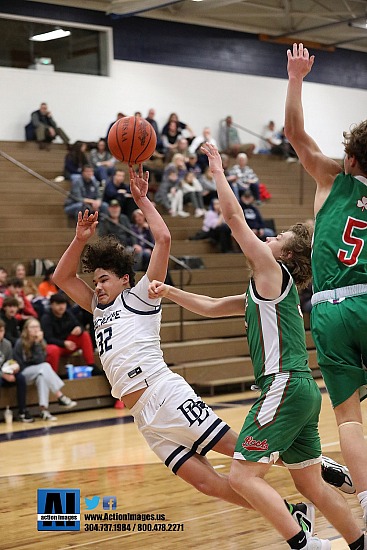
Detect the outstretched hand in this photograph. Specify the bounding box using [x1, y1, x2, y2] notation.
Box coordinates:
[129, 164, 149, 203]
[76, 210, 98, 242]
[287, 43, 315, 80]
[200, 143, 224, 174]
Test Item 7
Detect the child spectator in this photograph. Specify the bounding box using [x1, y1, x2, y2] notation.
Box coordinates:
[181, 171, 205, 217]
[0, 297, 21, 346]
[0, 277, 38, 324]
[13, 319, 77, 421]
[41, 293, 95, 373]
[0, 318, 34, 422]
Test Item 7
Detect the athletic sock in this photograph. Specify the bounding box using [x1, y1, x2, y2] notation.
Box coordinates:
[349, 534, 364, 550]
[287, 530, 307, 549]
[358, 490, 367, 508]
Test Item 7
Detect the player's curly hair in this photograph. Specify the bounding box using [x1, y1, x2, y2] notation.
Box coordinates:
[281, 223, 312, 290]
[343, 120, 367, 175]
[82, 235, 136, 286]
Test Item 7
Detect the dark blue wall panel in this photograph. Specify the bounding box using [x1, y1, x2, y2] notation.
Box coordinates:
[2, 0, 367, 90]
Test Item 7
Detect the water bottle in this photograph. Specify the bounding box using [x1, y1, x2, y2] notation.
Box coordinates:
[4, 406, 13, 425]
[66, 364, 74, 380]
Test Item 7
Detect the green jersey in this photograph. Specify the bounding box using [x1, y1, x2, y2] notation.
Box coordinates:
[312, 173, 367, 293]
[245, 264, 310, 385]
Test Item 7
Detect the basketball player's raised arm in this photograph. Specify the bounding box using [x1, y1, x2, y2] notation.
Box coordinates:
[200, 143, 282, 298]
[285, 43, 341, 212]
[53, 210, 97, 313]
[129, 165, 171, 283]
[149, 280, 245, 318]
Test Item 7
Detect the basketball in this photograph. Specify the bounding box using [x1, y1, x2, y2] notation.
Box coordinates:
[107, 115, 157, 164]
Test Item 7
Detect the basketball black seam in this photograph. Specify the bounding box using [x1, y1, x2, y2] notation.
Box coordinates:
[128, 117, 137, 164]
[115, 119, 125, 162]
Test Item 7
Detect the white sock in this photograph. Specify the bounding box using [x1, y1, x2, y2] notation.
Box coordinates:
[358, 491, 367, 517]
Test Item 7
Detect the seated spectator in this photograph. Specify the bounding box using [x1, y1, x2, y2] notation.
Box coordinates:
[189, 126, 218, 171]
[0, 266, 8, 295]
[26, 102, 69, 149]
[186, 153, 202, 177]
[229, 153, 261, 202]
[182, 171, 206, 217]
[106, 111, 126, 141]
[0, 277, 38, 324]
[89, 138, 116, 185]
[258, 120, 290, 158]
[190, 198, 233, 253]
[161, 112, 194, 143]
[161, 120, 181, 161]
[11, 262, 38, 301]
[219, 116, 255, 157]
[0, 319, 34, 422]
[0, 297, 21, 346]
[64, 141, 89, 181]
[145, 108, 164, 155]
[103, 169, 137, 219]
[98, 200, 137, 252]
[131, 209, 154, 272]
[155, 162, 189, 217]
[199, 166, 218, 206]
[239, 190, 275, 241]
[38, 266, 59, 302]
[64, 165, 109, 221]
[41, 293, 95, 374]
[13, 319, 77, 421]
[165, 136, 190, 164]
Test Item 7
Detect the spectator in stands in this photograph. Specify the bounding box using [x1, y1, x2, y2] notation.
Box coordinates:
[189, 126, 218, 171]
[103, 169, 137, 220]
[38, 266, 58, 299]
[186, 152, 203, 177]
[146, 108, 164, 156]
[239, 190, 275, 241]
[131, 209, 154, 272]
[229, 153, 261, 203]
[106, 112, 125, 141]
[64, 141, 89, 181]
[0, 297, 21, 346]
[219, 116, 255, 158]
[41, 292, 95, 373]
[194, 198, 233, 253]
[98, 200, 137, 253]
[0, 277, 38, 323]
[199, 165, 218, 206]
[161, 120, 181, 161]
[13, 318, 77, 421]
[11, 262, 38, 301]
[168, 136, 190, 164]
[64, 165, 109, 221]
[161, 112, 195, 143]
[27, 102, 69, 149]
[182, 171, 206, 217]
[155, 166, 188, 218]
[258, 121, 295, 160]
[89, 138, 116, 186]
[0, 267, 8, 295]
[0, 319, 34, 422]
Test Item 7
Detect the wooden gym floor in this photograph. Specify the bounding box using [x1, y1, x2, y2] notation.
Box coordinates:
[1, 382, 365, 550]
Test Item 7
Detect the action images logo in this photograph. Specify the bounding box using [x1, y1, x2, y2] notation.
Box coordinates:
[242, 436, 269, 451]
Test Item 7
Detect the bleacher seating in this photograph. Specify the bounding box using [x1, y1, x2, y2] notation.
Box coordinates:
[0, 141, 319, 407]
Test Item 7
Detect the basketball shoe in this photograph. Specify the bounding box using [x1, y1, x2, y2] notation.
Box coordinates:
[286, 501, 315, 537]
[321, 456, 355, 494]
[291, 537, 331, 550]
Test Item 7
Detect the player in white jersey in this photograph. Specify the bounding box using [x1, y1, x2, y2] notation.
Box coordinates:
[54, 163, 348, 539]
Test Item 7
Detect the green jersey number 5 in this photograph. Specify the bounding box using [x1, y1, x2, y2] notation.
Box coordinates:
[337, 216, 367, 267]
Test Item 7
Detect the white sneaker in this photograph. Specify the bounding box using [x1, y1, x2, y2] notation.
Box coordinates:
[292, 537, 331, 550]
[194, 208, 205, 218]
[41, 410, 57, 421]
[321, 455, 355, 494]
[177, 211, 190, 217]
[58, 395, 77, 409]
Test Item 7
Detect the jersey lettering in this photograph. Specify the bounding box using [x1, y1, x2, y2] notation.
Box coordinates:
[337, 216, 367, 267]
[96, 327, 113, 356]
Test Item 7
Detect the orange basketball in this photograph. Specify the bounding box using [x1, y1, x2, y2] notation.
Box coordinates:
[107, 116, 157, 164]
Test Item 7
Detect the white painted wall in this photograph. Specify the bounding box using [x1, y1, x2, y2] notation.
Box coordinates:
[1, 59, 366, 158]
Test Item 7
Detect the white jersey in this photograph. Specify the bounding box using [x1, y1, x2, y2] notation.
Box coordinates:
[92, 274, 169, 399]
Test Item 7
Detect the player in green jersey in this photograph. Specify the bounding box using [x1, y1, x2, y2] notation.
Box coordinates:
[149, 143, 364, 550]
[285, 43, 367, 541]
